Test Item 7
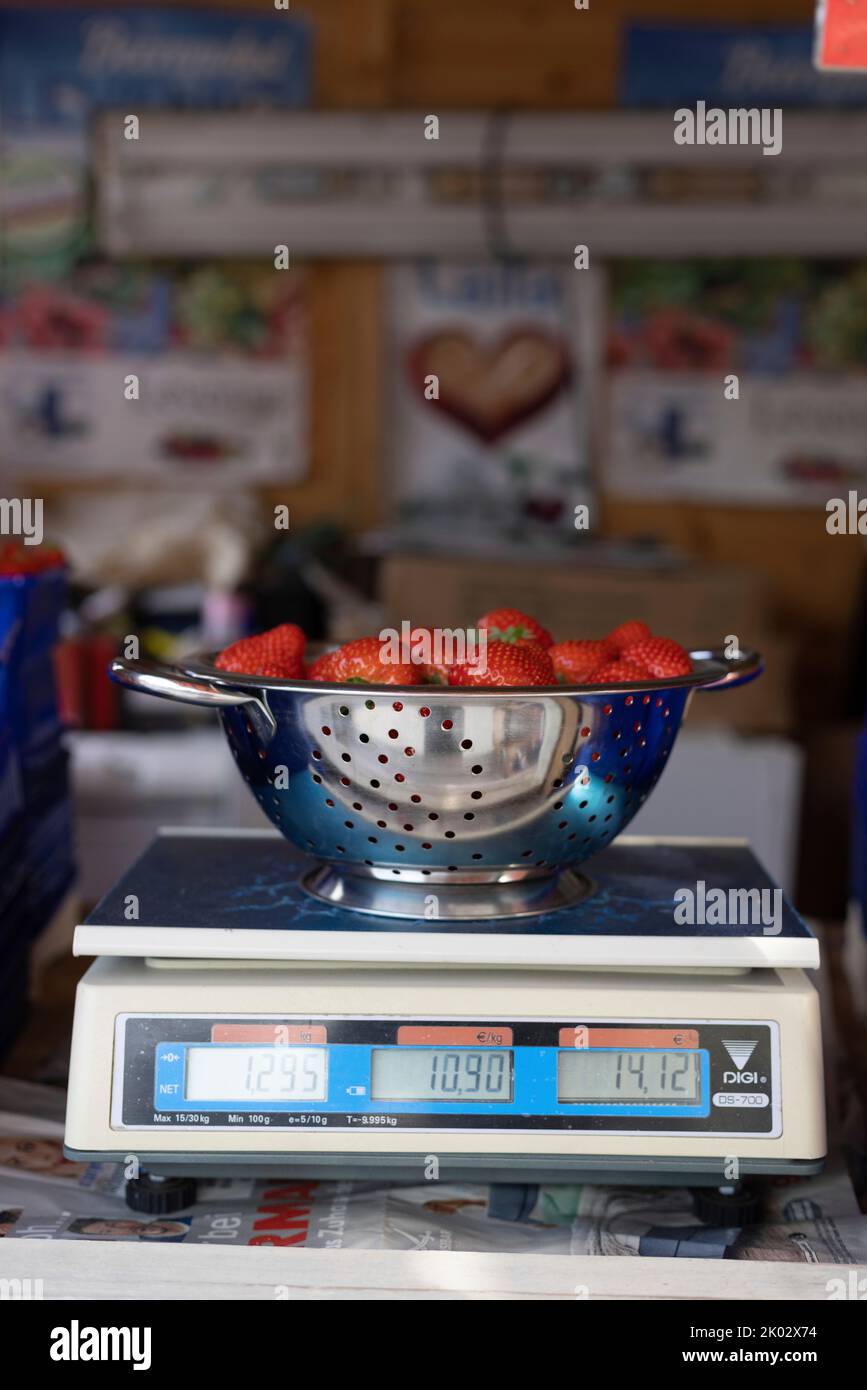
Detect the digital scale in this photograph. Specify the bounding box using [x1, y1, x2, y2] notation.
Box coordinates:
[64, 830, 826, 1218]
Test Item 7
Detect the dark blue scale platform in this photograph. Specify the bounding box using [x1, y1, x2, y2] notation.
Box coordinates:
[76, 830, 817, 969]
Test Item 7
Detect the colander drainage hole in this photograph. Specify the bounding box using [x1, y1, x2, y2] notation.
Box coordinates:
[521, 850, 532, 857]
[445, 830, 456, 839]
[341, 753, 351, 763]
[411, 794, 422, 804]
[428, 812, 439, 821]
[365, 700, 375, 710]
[472, 853, 483, 860]
[388, 729, 399, 739]
[460, 739, 472, 750]
[312, 774, 322, 784]
[553, 801, 563, 810]
[471, 791, 482, 800]
[339, 705, 350, 716]
[321, 725, 331, 736]
[394, 774, 406, 783]
[442, 719, 453, 730]
[370, 778, 381, 788]
[340, 777, 350, 786]
[471, 765, 483, 775]
[353, 802, 363, 811]
[359, 733, 370, 744]
[388, 801, 399, 810]
[558, 820, 567, 829]
[463, 812, 475, 821]
[325, 798, 335, 807]
[344, 820, 354, 829]
[368, 836, 377, 844]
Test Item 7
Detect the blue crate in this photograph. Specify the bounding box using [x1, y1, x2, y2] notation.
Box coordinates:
[0, 568, 66, 761]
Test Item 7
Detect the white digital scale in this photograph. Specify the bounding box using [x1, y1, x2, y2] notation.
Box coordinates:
[64, 830, 826, 1215]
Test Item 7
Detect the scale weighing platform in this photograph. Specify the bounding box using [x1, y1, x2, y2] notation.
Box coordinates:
[64, 830, 826, 1215]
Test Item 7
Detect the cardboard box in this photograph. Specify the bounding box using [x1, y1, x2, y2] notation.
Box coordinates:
[378, 553, 791, 734]
[379, 553, 769, 651]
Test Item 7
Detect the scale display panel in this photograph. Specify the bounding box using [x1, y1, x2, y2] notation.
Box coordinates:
[111, 1014, 781, 1137]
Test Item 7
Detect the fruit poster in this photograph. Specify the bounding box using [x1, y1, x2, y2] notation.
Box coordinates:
[604, 259, 867, 505]
[388, 260, 597, 550]
[0, 7, 311, 483]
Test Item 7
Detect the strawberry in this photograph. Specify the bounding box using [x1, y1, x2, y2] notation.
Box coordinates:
[327, 636, 416, 686]
[585, 660, 652, 686]
[0, 539, 66, 575]
[306, 649, 342, 682]
[449, 641, 555, 687]
[550, 639, 616, 683]
[621, 636, 692, 679]
[476, 607, 553, 649]
[606, 619, 652, 654]
[215, 623, 306, 678]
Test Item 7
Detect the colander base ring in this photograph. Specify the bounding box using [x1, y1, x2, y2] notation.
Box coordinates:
[301, 863, 595, 921]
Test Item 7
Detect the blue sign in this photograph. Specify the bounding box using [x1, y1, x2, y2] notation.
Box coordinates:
[0, 7, 311, 131]
[621, 23, 867, 108]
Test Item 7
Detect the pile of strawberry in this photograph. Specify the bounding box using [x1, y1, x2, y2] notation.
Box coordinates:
[0, 540, 66, 576]
[215, 608, 693, 689]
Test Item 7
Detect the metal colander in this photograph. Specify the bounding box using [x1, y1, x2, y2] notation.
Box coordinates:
[111, 646, 760, 919]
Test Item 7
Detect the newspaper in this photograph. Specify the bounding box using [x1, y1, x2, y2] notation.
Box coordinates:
[2, 1082, 865, 1261]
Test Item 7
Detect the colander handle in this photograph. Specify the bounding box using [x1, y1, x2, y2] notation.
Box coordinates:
[691, 646, 763, 692]
[109, 657, 260, 711]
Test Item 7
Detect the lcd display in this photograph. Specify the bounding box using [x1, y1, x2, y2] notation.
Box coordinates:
[184, 1046, 328, 1102]
[371, 1049, 513, 1102]
[557, 1050, 700, 1104]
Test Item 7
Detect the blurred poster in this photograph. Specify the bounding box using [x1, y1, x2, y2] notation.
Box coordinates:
[0, 263, 307, 483]
[388, 261, 597, 550]
[0, 8, 311, 482]
[605, 259, 867, 505]
[1, 7, 311, 279]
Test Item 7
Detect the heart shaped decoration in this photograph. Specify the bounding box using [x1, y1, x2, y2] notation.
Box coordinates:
[407, 326, 572, 443]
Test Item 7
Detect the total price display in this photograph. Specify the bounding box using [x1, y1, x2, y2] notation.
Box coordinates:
[184, 1046, 328, 1103]
[371, 1048, 513, 1102]
[558, 1050, 701, 1104]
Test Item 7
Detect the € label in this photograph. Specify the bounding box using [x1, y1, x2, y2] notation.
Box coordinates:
[573, 1025, 589, 1049]
[816, 0, 867, 71]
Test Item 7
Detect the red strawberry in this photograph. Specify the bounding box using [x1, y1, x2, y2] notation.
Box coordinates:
[607, 619, 652, 654]
[328, 636, 416, 686]
[476, 607, 553, 649]
[0, 539, 66, 575]
[215, 623, 306, 678]
[585, 660, 652, 686]
[306, 649, 342, 681]
[550, 639, 616, 683]
[449, 641, 555, 687]
[621, 636, 692, 679]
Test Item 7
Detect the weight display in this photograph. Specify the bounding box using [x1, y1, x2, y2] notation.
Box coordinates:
[558, 1049, 700, 1104]
[117, 1016, 778, 1137]
[371, 1048, 513, 1102]
[185, 1046, 328, 1102]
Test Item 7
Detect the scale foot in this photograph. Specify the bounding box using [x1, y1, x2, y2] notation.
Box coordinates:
[125, 1174, 197, 1215]
[691, 1184, 762, 1227]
